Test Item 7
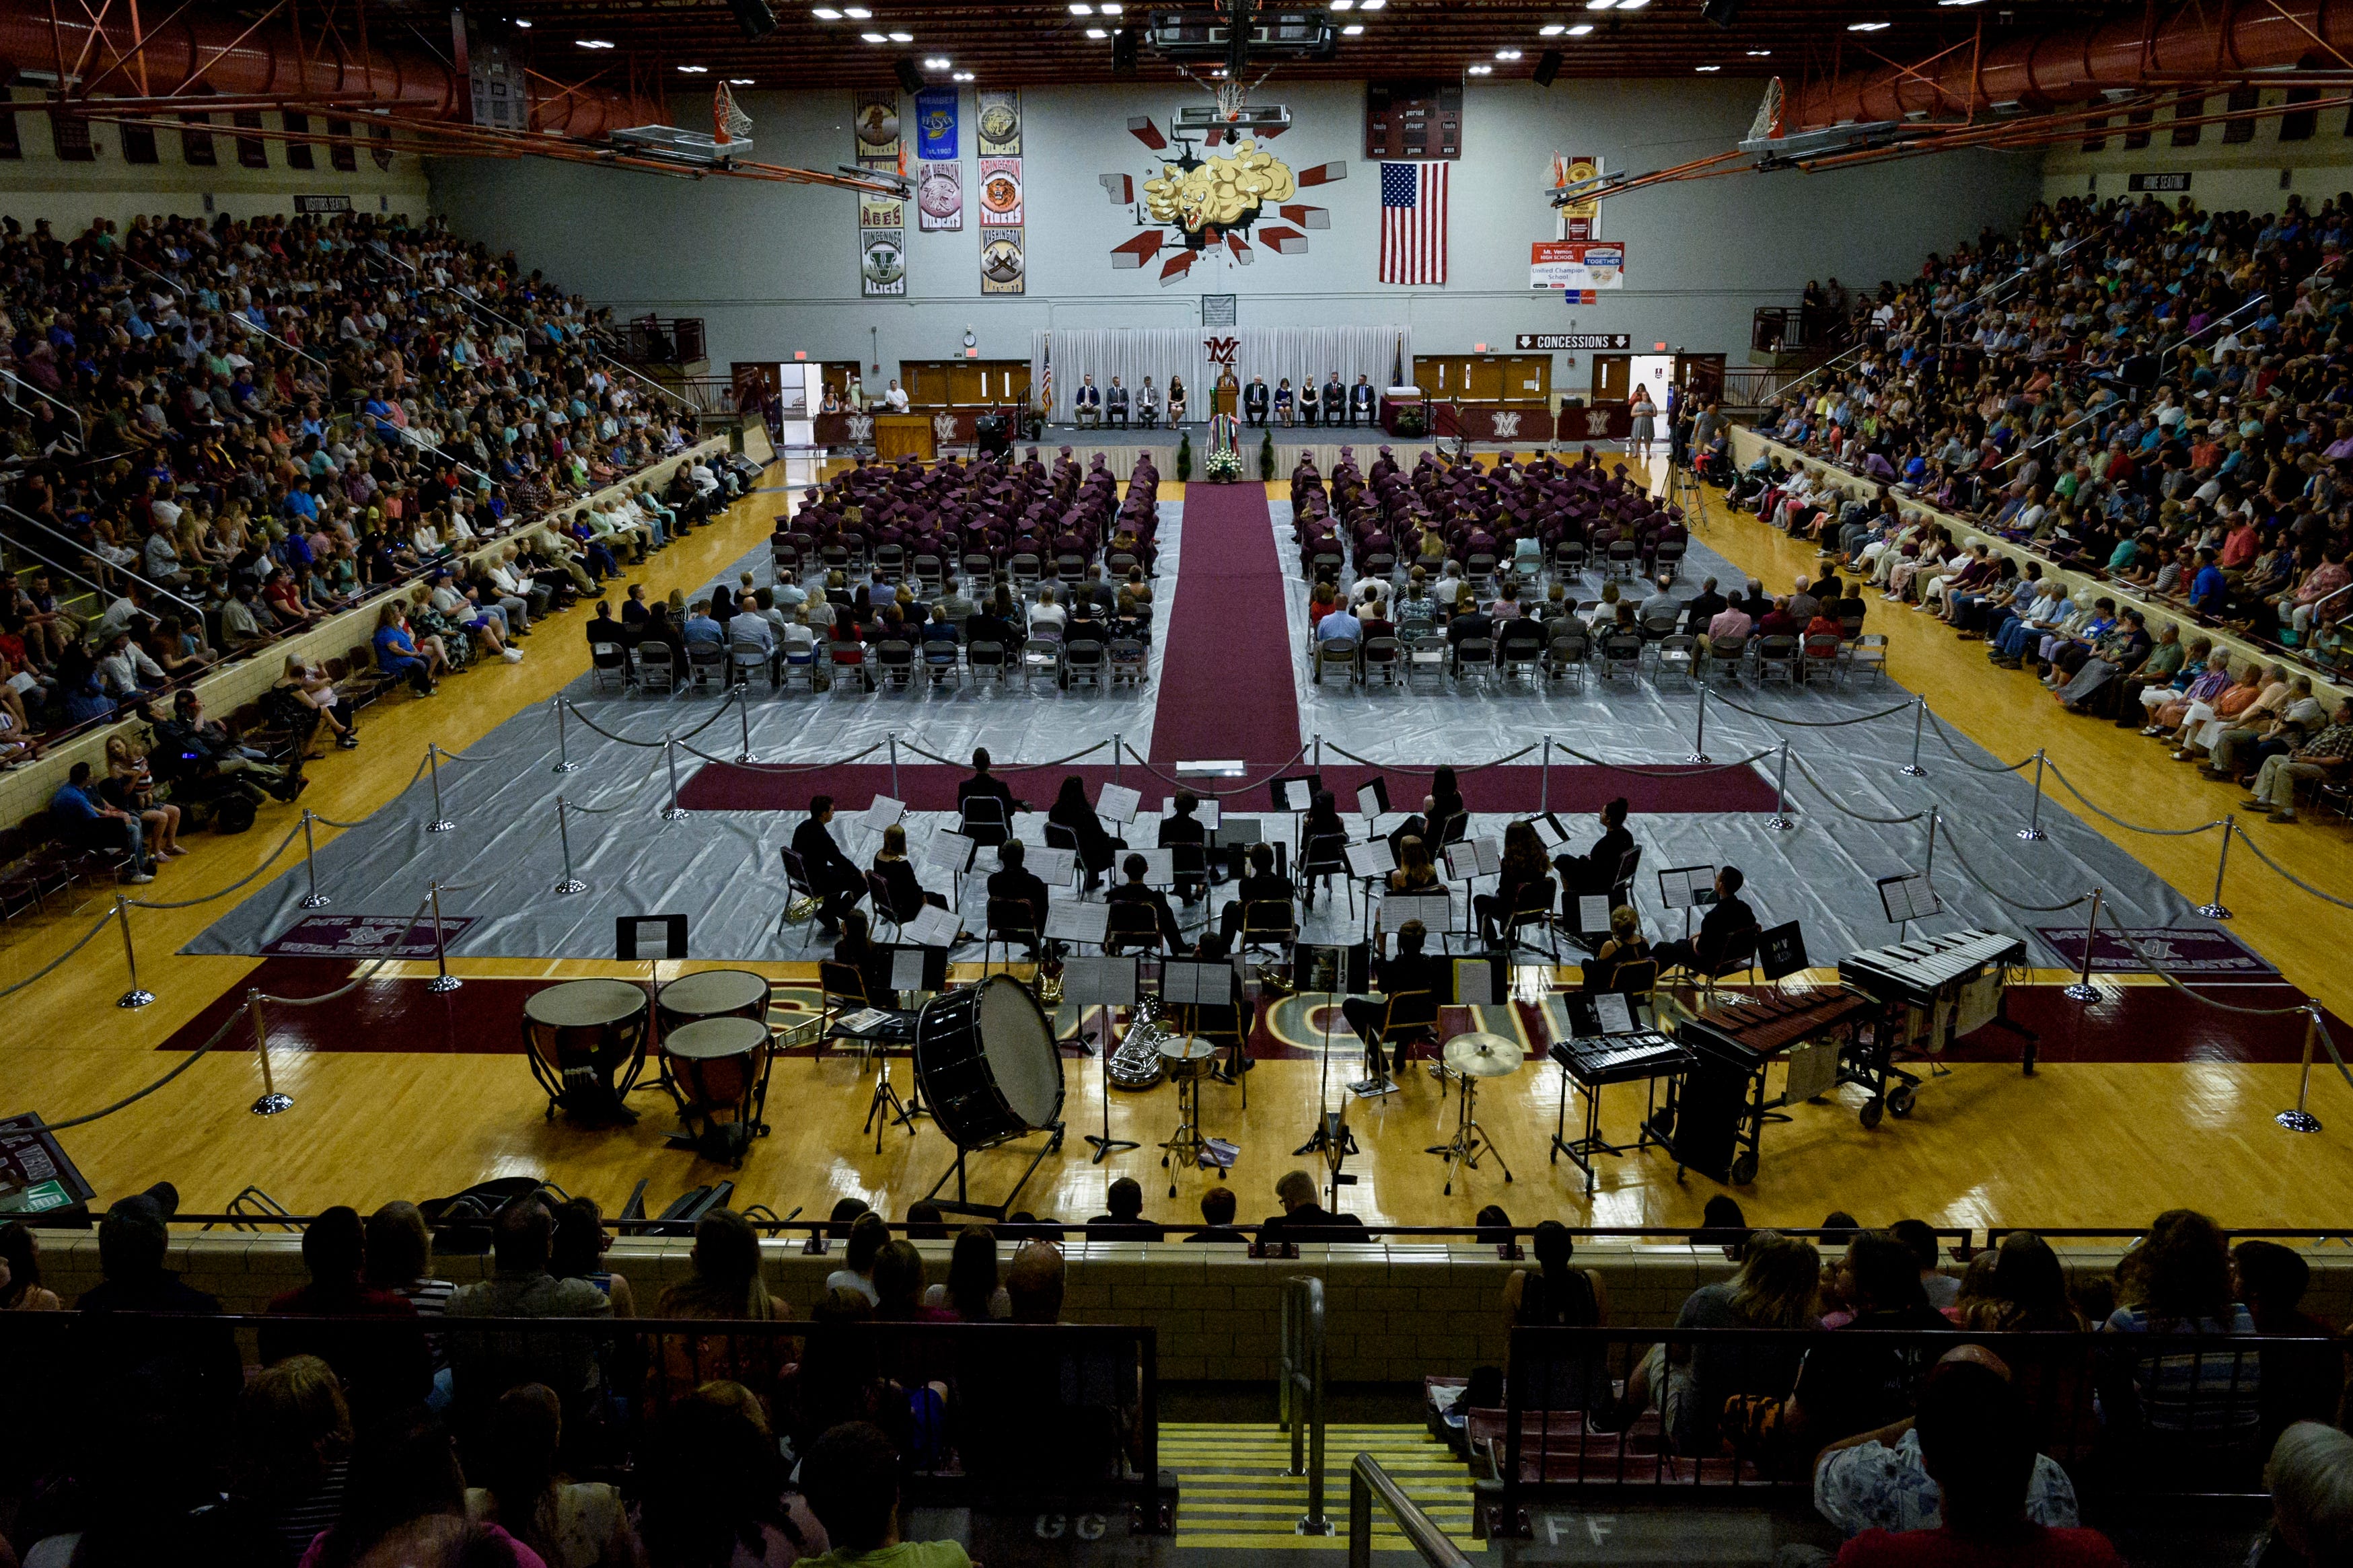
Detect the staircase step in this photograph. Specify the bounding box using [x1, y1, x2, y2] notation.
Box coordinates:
[1161, 1422, 1470, 1551]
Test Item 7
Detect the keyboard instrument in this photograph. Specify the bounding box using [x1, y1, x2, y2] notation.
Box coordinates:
[1839, 929, 2027, 1008]
[1550, 1032, 1691, 1088]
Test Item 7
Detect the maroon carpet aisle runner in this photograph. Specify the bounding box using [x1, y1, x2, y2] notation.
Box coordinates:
[1147, 482, 1303, 771]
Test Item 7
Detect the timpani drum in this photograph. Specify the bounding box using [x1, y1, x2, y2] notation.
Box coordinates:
[521, 978, 651, 1125]
[661, 1015, 774, 1167]
[655, 968, 773, 1033]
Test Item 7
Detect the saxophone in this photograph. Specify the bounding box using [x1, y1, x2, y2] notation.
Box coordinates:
[1106, 996, 1170, 1090]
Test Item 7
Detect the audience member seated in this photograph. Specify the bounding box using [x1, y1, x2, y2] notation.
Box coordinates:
[797, 1421, 971, 1568]
[444, 1198, 614, 1433]
[1260, 1168, 1369, 1243]
[1085, 1177, 1169, 1240]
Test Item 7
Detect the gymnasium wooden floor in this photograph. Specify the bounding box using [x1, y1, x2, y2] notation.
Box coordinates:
[7, 459, 2352, 1234]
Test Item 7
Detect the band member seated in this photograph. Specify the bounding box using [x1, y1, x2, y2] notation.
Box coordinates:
[988, 839, 1050, 958]
[1106, 852, 1188, 955]
[794, 794, 865, 936]
[1579, 905, 1653, 992]
[1342, 918, 1443, 1085]
[1158, 790, 1208, 904]
[1219, 841, 1294, 944]
[1387, 835, 1443, 893]
[832, 909, 892, 1002]
[1049, 774, 1120, 891]
[1651, 866, 1756, 977]
[1474, 821, 1553, 948]
[873, 822, 954, 921]
[1555, 796, 1633, 901]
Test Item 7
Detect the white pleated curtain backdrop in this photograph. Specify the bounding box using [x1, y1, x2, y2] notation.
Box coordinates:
[1031, 326, 1410, 424]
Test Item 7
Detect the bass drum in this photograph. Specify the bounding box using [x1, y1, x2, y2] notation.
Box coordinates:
[914, 975, 1065, 1150]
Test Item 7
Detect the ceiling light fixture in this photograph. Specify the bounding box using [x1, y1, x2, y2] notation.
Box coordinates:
[1496, 47, 1521, 59]
[842, 5, 870, 15]
[888, 29, 912, 40]
[678, 63, 709, 72]
[577, 37, 614, 48]
[1069, 1, 1093, 11]
[1342, 22, 1363, 32]
[1332, 0, 1353, 8]
[1086, 26, 1108, 37]
[1101, 2, 1124, 11]
[1747, 48, 1770, 54]
[1468, 62, 1493, 73]
[924, 55, 951, 67]
[1846, 19, 1889, 29]
[1359, 0, 1383, 9]
[1695, 63, 1720, 71]
[1540, 22, 1566, 34]
[1567, 22, 1593, 33]
[954, 70, 976, 79]
[1616, 0, 1649, 9]
[811, 5, 841, 15]
[729, 76, 755, 83]
[860, 31, 886, 42]
[513, 17, 531, 26]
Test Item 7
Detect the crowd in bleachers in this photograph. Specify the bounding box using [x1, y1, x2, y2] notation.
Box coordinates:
[1729, 190, 2353, 819]
[0, 207, 769, 890]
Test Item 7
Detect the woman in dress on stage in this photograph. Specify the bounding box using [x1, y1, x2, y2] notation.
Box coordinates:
[1167, 375, 1189, 427]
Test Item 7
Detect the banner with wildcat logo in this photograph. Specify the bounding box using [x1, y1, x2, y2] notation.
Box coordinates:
[853, 89, 906, 297]
[974, 90, 1023, 295]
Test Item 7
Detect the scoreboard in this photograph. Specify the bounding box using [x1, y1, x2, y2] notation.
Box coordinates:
[1365, 81, 1463, 161]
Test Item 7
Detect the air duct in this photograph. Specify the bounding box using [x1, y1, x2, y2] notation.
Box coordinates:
[1790, 0, 2353, 131]
[0, 2, 658, 141]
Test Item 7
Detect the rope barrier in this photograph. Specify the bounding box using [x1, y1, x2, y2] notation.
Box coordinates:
[898, 738, 1110, 771]
[2233, 827, 2353, 912]
[1118, 741, 1313, 797]
[257, 891, 441, 1008]
[1552, 743, 1776, 778]
[2041, 761, 2227, 839]
[563, 759, 686, 815]
[1704, 691, 1918, 729]
[310, 749, 436, 829]
[1788, 753, 1931, 826]
[0, 904, 120, 1002]
[678, 739, 888, 774]
[122, 819, 307, 910]
[1925, 712, 2039, 775]
[561, 690, 744, 749]
[1322, 741, 1539, 774]
[1929, 817, 2095, 915]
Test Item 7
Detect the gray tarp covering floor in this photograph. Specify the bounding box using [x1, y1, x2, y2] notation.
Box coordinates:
[189, 502, 2219, 964]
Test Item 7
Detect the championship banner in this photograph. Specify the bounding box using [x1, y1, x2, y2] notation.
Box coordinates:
[1552, 154, 1602, 241]
[1529, 239, 1625, 291]
[914, 86, 958, 159]
[976, 89, 1021, 156]
[854, 90, 904, 297]
[916, 161, 964, 231]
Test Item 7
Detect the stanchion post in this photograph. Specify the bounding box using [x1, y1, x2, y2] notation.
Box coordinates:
[1924, 806, 1940, 883]
[662, 738, 690, 821]
[1313, 733, 1323, 772]
[1900, 694, 1928, 778]
[737, 688, 754, 764]
[2279, 1004, 2325, 1133]
[2198, 817, 2236, 921]
[890, 733, 900, 800]
[427, 881, 462, 993]
[2017, 749, 2049, 842]
[426, 744, 456, 833]
[1766, 741, 1795, 831]
[298, 809, 330, 909]
[1541, 737, 1552, 815]
[248, 988, 291, 1115]
[2062, 887, 2103, 1002]
[552, 698, 581, 774]
[1114, 733, 1123, 788]
[554, 797, 587, 895]
[1688, 685, 1710, 765]
[113, 893, 153, 1009]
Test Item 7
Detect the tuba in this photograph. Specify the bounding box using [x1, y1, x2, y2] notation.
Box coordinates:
[1106, 995, 1171, 1090]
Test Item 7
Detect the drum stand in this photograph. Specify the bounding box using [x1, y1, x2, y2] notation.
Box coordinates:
[1159, 1065, 1210, 1199]
[863, 1047, 927, 1153]
[925, 1123, 1066, 1220]
[1426, 1071, 1513, 1197]
[1086, 1016, 1143, 1165]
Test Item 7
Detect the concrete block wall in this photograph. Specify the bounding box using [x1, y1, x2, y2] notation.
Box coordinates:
[44, 1230, 2339, 1386]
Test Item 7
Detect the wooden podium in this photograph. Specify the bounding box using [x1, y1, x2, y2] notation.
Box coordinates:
[875, 413, 936, 461]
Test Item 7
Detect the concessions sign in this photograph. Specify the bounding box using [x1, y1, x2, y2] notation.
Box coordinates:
[1530, 240, 1626, 291]
[1515, 333, 1631, 351]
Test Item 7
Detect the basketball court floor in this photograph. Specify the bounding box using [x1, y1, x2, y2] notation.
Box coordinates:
[8, 453, 2352, 1235]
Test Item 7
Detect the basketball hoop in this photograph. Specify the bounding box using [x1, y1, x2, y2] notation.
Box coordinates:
[1747, 76, 1784, 143]
[714, 82, 754, 149]
[1215, 77, 1247, 123]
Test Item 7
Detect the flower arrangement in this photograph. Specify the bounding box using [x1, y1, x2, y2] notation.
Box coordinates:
[1204, 445, 1243, 483]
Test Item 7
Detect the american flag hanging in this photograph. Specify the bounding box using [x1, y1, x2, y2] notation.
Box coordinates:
[1379, 161, 1449, 286]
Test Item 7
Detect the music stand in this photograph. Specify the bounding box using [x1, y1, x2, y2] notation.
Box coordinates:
[1755, 920, 1809, 983]
[1064, 954, 1141, 1163]
[1876, 872, 1941, 944]
[1657, 862, 1716, 954]
[1291, 942, 1368, 1157]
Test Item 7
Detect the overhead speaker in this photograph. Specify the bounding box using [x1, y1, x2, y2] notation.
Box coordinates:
[1112, 28, 1140, 77]
[728, 0, 777, 40]
[1532, 48, 1562, 87]
[894, 57, 925, 94]
[1700, 0, 1741, 24]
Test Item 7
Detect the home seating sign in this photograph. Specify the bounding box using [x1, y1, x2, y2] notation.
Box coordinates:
[976, 89, 1024, 295]
[854, 89, 907, 297]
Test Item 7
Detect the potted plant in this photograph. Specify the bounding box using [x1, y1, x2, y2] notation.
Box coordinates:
[1175, 432, 1193, 482]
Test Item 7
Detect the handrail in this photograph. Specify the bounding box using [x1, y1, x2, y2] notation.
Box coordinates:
[0, 500, 209, 620]
[1350, 1454, 1472, 1568]
[1280, 1274, 1332, 1535]
[0, 365, 87, 439]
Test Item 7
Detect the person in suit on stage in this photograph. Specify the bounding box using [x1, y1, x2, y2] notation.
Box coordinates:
[1138, 377, 1161, 428]
[1158, 790, 1209, 905]
[1245, 376, 1272, 428]
[987, 839, 1051, 957]
[1107, 377, 1130, 428]
[1555, 796, 1633, 900]
[1349, 374, 1377, 427]
[1219, 840, 1293, 943]
[793, 794, 865, 936]
[1107, 852, 1188, 955]
[1262, 1168, 1368, 1241]
[1074, 375, 1103, 428]
[1321, 373, 1346, 425]
[1342, 918, 1443, 1081]
[1651, 865, 1758, 977]
[957, 747, 1023, 844]
[1049, 774, 1121, 891]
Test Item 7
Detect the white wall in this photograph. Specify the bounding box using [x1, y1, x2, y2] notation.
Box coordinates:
[427, 79, 2041, 386]
[2040, 89, 2353, 211]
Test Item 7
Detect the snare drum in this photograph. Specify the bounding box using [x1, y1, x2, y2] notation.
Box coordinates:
[657, 968, 772, 1034]
[914, 974, 1065, 1150]
[521, 978, 651, 1124]
[663, 1015, 773, 1167]
[1157, 1035, 1219, 1080]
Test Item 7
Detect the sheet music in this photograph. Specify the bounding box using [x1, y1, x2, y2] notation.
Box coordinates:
[1877, 872, 1941, 924]
[1212, 815, 1258, 845]
[1045, 898, 1108, 945]
[1134, 848, 1176, 888]
[1025, 845, 1077, 884]
[901, 903, 960, 949]
[889, 947, 929, 993]
[1383, 891, 1453, 934]
[1532, 813, 1569, 849]
[861, 796, 906, 833]
[1659, 863, 1714, 910]
[1062, 953, 1137, 1007]
[1345, 839, 1397, 879]
[1594, 992, 1636, 1037]
[1356, 779, 1389, 818]
[1161, 957, 1224, 1007]
[1445, 838, 1501, 879]
[836, 1008, 893, 1034]
[928, 829, 976, 876]
[1579, 895, 1610, 934]
[1096, 783, 1143, 823]
[1275, 778, 1312, 812]
[1453, 958, 1494, 1006]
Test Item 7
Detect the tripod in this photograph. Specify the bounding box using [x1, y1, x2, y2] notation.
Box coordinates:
[1086, 999, 1143, 1165]
[863, 1046, 925, 1153]
[1293, 971, 1361, 1159]
[1665, 457, 1708, 531]
[1426, 1068, 1513, 1197]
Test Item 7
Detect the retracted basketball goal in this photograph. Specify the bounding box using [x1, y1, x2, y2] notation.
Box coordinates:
[606, 83, 754, 163]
